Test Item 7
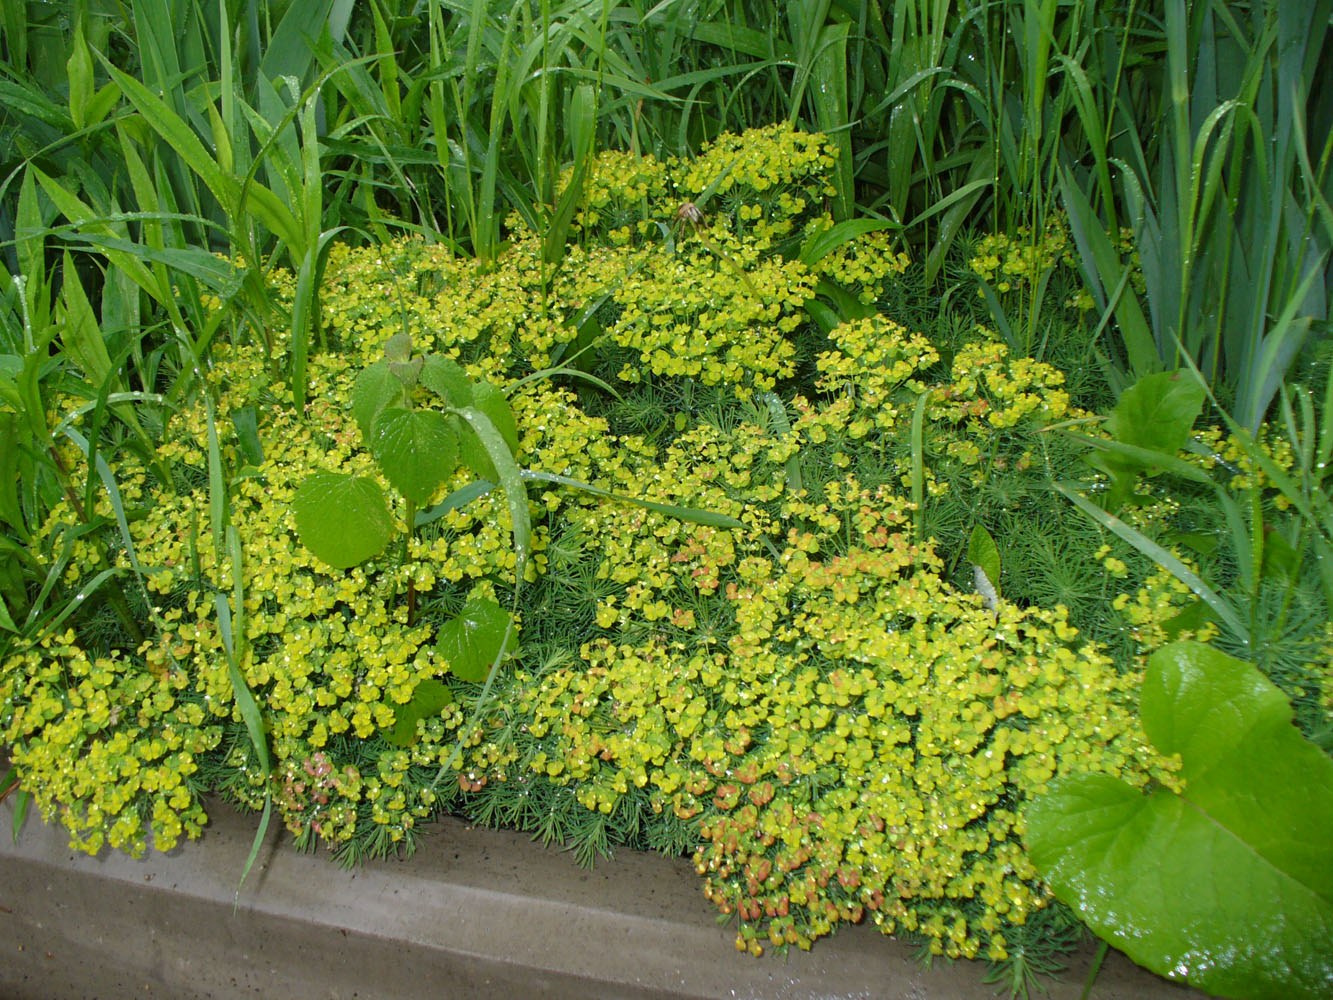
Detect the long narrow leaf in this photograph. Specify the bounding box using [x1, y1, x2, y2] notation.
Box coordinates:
[1055, 481, 1246, 640]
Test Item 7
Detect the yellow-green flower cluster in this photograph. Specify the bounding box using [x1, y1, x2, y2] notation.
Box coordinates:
[492, 470, 1171, 960]
[935, 336, 1072, 430]
[968, 215, 1073, 296]
[0, 630, 219, 856]
[608, 246, 815, 393]
[7, 121, 1233, 966]
[281, 127, 896, 395]
[677, 124, 838, 211]
[809, 226, 911, 304]
[123, 346, 570, 848]
[569, 150, 670, 244]
[810, 316, 939, 436]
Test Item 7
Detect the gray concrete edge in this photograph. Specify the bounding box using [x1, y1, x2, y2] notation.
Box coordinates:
[0, 796, 1205, 999]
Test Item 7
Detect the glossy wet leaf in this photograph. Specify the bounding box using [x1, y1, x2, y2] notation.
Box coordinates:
[1089, 371, 1207, 507]
[436, 597, 514, 683]
[292, 471, 393, 569]
[452, 405, 530, 579]
[1027, 641, 1333, 1000]
[798, 219, 895, 266]
[370, 407, 459, 505]
[351, 361, 406, 441]
[457, 380, 518, 481]
[385, 679, 454, 747]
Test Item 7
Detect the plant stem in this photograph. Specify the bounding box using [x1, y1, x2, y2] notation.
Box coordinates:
[1079, 939, 1110, 1000]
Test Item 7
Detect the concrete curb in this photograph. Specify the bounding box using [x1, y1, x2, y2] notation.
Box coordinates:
[1, 798, 1205, 999]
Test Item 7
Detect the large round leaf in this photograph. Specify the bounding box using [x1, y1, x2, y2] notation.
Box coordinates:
[292, 472, 393, 569]
[436, 597, 514, 683]
[370, 407, 459, 505]
[1026, 641, 1333, 1000]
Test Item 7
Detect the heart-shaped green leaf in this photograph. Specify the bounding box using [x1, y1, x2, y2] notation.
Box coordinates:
[1026, 641, 1333, 1000]
[385, 678, 454, 747]
[352, 360, 407, 442]
[370, 407, 459, 505]
[436, 597, 514, 683]
[420, 355, 474, 408]
[1088, 371, 1207, 508]
[384, 332, 414, 363]
[383, 333, 424, 385]
[292, 472, 393, 569]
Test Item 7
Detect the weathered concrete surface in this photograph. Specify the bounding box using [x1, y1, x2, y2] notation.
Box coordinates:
[0, 797, 1207, 999]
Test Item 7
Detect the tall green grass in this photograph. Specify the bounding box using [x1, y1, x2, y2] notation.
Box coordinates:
[1061, 0, 1332, 423]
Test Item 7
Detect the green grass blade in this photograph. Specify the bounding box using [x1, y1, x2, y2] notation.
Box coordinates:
[519, 469, 748, 531]
[57, 424, 147, 580]
[1062, 433, 1214, 486]
[99, 59, 236, 213]
[910, 389, 929, 541]
[1059, 163, 1159, 376]
[1054, 480, 1247, 641]
[453, 405, 531, 578]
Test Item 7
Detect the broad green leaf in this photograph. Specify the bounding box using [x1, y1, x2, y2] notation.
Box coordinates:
[814, 278, 876, 324]
[458, 381, 518, 481]
[385, 679, 454, 747]
[383, 331, 422, 384]
[436, 597, 514, 683]
[351, 361, 407, 442]
[1105, 371, 1206, 455]
[1090, 372, 1207, 507]
[420, 355, 474, 408]
[370, 408, 459, 505]
[1027, 642, 1333, 1000]
[231, 407, 265, 467]
[292, 472, 393, 569]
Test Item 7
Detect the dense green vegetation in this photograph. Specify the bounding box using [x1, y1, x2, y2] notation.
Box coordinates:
[1, 2, 1330, 996]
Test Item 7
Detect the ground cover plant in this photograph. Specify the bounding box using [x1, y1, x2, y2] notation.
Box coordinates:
[2, 2, 1331, 997]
